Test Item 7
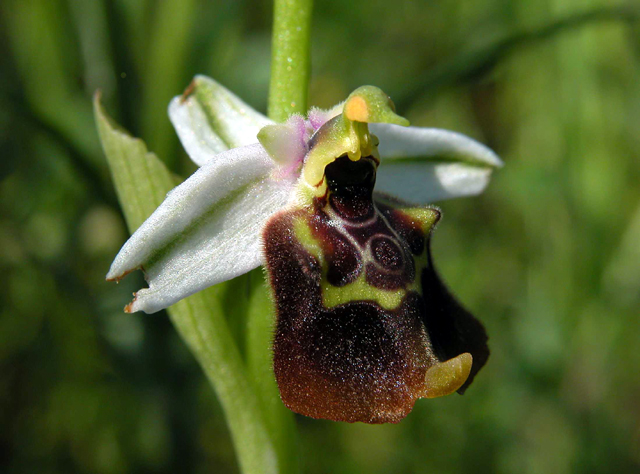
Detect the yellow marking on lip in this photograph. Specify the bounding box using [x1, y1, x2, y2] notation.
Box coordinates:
[293, 206, 436, 312]
[293, 216, 323, 261]
[322, 273, 407, 311]
[294, 214, 409, 311]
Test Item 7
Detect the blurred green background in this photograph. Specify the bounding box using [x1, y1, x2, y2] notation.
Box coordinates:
[2, 0, 640, 473]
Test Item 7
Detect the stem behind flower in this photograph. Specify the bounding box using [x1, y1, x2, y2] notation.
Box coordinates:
[268, 0, 313, 122]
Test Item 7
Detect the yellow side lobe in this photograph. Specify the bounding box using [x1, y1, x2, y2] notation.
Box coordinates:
[401, 207, 440, 234]
[422, 352, 473, 398]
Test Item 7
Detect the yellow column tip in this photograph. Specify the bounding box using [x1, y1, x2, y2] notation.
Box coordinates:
[344, 96, 369, 122]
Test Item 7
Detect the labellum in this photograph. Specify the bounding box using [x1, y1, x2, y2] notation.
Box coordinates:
[263, 89, 489, 424]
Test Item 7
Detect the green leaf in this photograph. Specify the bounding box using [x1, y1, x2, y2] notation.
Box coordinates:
[94, 92, 175, 231]
[141, 0, 198, 167]
[3, 0, 101, 161]
[94, 94, 289, 474]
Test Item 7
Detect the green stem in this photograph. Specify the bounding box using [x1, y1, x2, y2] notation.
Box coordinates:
[268, 0, 313, 122]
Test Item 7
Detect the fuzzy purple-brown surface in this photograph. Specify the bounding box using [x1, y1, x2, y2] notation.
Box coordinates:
[263, 156, 489, 423]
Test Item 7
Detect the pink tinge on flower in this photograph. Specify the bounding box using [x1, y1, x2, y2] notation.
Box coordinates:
[266, 108, 346, 182]
[307, 106, 340, 131]
[259, 114, 316, 180]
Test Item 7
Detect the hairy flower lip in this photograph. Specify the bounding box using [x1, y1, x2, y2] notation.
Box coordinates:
[108, 77, 502, 314]
[263, 147, 490, 422]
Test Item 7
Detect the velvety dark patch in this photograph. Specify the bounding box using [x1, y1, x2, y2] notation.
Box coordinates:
[376, 202, 436, 256]
[325, 155, 376, 221]
[344, 214, 393, 246]
[365, 262, 411, 291]
[265, 209, 439, 423]
[371, 236, 404, 270]
[307, 211, 362, 287]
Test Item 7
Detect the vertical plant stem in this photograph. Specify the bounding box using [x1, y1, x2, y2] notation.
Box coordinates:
[268, 0, 313, 122]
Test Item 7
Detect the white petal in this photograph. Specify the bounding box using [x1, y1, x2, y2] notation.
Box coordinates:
[370, 123, 502, 203]
[107, 143, 294, 313]
[169, 96, 229, 165]
[371, 123, 502, 167]
[169, 75, 274, 166]
[375, 162, 495, 203]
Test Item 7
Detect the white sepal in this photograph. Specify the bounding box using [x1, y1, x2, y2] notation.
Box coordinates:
[107, 143, 293, 313]
[169, 96, 228, 165]
[370, 123, 503, 203]
[169, 75, 273, 166]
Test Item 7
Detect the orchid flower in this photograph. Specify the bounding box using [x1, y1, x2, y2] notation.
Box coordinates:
[107, 76, 502, 423]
